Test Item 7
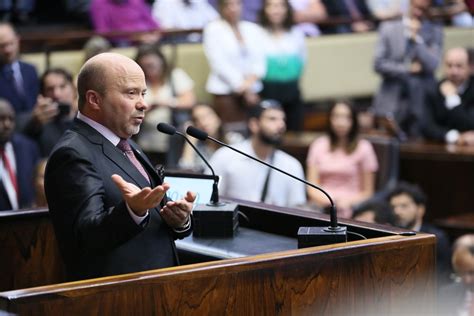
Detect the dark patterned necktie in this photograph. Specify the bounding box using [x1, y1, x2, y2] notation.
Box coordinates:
[117, 139, 150, 183]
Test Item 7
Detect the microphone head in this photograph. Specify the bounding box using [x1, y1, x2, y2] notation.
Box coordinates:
[157, 123, 177, 135]
[186, 126, 208, 141]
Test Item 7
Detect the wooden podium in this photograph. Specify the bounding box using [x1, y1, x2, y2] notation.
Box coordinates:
[0, 200, 436, 315]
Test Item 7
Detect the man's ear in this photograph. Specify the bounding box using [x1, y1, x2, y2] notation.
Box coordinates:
[86, 90, 101, 111]
[248, 117, 259, 135]
[417, 204, 426, 220]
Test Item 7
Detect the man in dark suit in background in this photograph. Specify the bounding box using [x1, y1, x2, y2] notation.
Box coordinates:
[388, 181, 452, 286]
[0, 98, 40, 211]
[422, 47, 474, 145]
[45, 52, 195, 281]
[0, 22, 39, 129]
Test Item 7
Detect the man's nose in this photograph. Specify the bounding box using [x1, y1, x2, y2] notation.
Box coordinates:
[137, 96, 149, 111]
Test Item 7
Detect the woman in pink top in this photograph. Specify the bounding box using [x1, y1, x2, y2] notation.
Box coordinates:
[306, 100, 378, 218]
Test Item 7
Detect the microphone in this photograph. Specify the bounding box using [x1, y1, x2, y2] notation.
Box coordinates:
[157, 122, 222, 206]
[157, 123, 239, 238]
[186, 125, 347, 246]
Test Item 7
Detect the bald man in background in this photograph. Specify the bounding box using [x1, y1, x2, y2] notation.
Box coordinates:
[422, 47, 474, 145]
[45, 53, 195, 281]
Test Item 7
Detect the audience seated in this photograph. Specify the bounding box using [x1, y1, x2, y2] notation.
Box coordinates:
[89, 0, 160, 46]
[439, 234, 474, 315]
[23, 68, 77, 156]
[152, 0, 218, 35]
[289, 0, 327, 37]
[306, 100, 378, 218]
[0, 22, 39, 130]
[178, 103, 241, 172]
[0, 98, 40, 211]
[259, 0, 306, 131]
[422, 47, 474, 145]
[387, 181, 452, 285]
[371, 0, 443, 139]
[210, 100, 306, 207]
[352, 200, 394, 225]
[203, 0, 266, 135]
[134, 43, 196, 166]
[320, 0, 374, 33]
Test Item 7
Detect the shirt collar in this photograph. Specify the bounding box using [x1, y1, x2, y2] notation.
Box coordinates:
[77, 111, 121, 146]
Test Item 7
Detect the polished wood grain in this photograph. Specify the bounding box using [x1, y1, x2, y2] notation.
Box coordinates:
[0, 209, 65, 292]
[0, 232, 435, 315]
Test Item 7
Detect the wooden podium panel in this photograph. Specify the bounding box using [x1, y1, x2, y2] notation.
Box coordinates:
[0, 201, 436, 315]
[0, 209, 65, 291]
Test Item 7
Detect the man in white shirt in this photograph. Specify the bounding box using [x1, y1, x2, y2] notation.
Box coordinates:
[210, 99, 306, 207]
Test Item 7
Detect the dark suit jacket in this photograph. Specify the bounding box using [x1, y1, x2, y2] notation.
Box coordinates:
[422, 76, 474, 141]
[0, 61, 39, 118]
[0, 133, 40, 211]
[45, 119, 191, 281]
[420, 223, 452, 286]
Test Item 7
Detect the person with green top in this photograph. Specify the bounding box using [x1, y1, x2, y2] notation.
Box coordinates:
[259, 0, 306, 131]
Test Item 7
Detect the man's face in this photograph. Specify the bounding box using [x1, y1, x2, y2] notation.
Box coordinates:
[98, 62, 149, 139]
[410, 0, 430, 18]
[444, 49, 470, 86]
[255, 108, 286, 146]
[0, 101, 15, 145]
[390, 193, 421, 229]
[43, 73, 76, 105]
[0, 25, 19, 65]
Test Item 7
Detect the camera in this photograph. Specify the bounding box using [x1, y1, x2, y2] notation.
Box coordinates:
[57, 102, 71, 117]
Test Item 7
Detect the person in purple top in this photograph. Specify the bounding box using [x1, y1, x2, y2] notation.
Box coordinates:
[89, 0, 160, 46]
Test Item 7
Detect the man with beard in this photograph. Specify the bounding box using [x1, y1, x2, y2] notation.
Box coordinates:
[210, 99, 306, 207]
[45, 53, 195, 281]
[388, 181, 451, 285]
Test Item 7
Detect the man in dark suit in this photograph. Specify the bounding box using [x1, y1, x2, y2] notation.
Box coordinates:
[388, 181, 452, 286]
[0, 22, 39, 129]
[422, 47, 474, 145]
[0, 98, 40, 210]
[45, 52, 195, 281]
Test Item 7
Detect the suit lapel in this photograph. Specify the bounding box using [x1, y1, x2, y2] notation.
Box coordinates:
[72, 119, 154, 188]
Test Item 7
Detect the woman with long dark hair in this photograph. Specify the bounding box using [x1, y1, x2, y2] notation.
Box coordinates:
[306, 100, 378, 218]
